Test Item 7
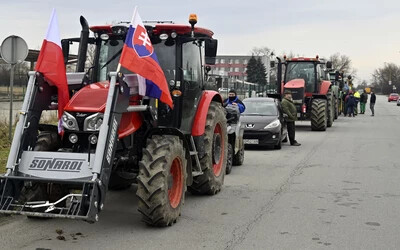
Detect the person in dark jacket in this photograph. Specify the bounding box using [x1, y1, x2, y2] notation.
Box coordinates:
[224, 89, 245, 113]
[360, 91, 368, 114]
[370, 91, 376, 116]
[281, 89, 300, 146]
[346, 92, 356, 117]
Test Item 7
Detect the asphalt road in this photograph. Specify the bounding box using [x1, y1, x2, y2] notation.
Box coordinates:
[0, 95, 399, 250]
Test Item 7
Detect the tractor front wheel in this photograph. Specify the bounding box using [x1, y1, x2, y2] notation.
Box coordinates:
[136, 135, 187, 227]
[189, 102, 227, 195]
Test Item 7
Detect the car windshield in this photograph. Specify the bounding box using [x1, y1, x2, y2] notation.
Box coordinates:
[242, 101, 278, 116]
[390, 93, 398, 96]
[97, 37, 176, 82]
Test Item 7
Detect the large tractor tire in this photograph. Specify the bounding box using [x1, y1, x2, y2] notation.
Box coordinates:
[233, 139, 244, 165]
[310, 99, 328, 131]
[189, 102, 228, 195]
[334, 96, 339, 120]
[327, 91, 334, 127]
[136, 135, 187, 227]
[225, 143, 233, 175]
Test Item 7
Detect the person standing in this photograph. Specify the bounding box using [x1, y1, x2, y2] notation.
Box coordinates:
[224, 89, 245, 113]
[354, 90, 360, 115]
[370, 90, 376, 116]
[360, 90, 368, 114]
[281, 89, 301, 146]
[346, 92, 356, 117]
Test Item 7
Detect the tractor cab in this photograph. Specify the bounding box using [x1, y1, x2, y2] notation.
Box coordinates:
[62, 17, 218, 133]
[283, 57, 329, 97]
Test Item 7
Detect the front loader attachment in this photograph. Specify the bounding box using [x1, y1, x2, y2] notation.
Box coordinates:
[0, 176, 98, 221]
[0, 71, 130, 222]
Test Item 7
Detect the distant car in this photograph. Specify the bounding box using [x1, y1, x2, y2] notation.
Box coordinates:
[388, 93, 399, 102]
[241, 97, 288, 149]
[397, 98, 400, 106]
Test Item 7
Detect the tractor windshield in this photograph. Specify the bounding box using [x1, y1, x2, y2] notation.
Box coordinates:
[97, 37, 176, 83]
[285, 62, 316, 93]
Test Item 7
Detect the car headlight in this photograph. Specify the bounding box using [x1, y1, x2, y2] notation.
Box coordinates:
[62, 112, 79, 131]
[264, 119, 280, 129]
[84, 113, 104, 131]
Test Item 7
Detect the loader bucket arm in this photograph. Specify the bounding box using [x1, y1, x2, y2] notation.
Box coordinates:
[0, 72, 132, 222]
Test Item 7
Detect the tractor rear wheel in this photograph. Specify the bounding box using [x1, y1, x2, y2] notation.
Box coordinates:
[327, 91, 334, 127]
[225, 143, 233, 175]
[136, 135, 187, 227]
[334, 96, 339, 119]
[311, 99, 327, 131]
[233, 139, 244, 165]
[189, 102, 227, 195]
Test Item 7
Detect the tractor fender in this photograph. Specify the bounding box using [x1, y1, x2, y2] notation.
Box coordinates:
[147, 127, 193, 186]
[191, 90, 223, 136]
[319, 80, 331, 95]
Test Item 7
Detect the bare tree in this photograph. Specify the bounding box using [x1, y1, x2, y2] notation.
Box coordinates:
[329, 53, 354, 74]
[251, 46, 274, 57]
[372, 62, 400, 94]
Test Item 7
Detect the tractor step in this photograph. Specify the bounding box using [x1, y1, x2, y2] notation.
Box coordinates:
[189, 137, 202, 175]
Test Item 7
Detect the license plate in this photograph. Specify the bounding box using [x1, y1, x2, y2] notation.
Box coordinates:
[244, 139, 259, 144]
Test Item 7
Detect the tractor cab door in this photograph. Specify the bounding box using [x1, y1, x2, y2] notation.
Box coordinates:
[178, 41, 204, 133]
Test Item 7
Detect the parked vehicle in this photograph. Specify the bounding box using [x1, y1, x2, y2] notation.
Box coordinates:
[397, 98, 400, 106]
[0, 15, 228, 227]
[388, 93, 399, 102]
[241, 97, 287, 149]
[269, 56, 334, 131]
[224, 105, 245, 174]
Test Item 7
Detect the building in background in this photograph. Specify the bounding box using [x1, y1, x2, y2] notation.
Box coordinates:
[209, 55, 273, 97]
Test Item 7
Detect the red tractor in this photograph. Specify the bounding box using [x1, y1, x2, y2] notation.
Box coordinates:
[0, 15, 228, 226]
[273, 56, 334, 131]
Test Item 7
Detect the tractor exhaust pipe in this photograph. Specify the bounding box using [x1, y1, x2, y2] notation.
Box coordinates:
[76, 16, 89, 72]
[276, 57, 282, 95]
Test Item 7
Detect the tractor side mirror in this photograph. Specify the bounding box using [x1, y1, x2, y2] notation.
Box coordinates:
[205, 39, 218, 65]
[326, 61, 332, 69]
[61, 39, 70, 65]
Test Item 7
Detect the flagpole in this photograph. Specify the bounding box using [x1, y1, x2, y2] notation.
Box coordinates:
[132, 6, 137, 24]
[116, 63, 121, 72]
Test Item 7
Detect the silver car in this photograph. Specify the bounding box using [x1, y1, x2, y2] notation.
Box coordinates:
[241, 97, 288, 149]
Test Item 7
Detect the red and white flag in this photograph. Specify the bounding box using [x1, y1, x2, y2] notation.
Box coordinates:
[35, 9, 69, 132]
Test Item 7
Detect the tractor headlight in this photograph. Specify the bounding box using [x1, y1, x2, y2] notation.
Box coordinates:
[84, 113, 104, 131]
[62, 112, 79, 131]
[264, 119, 280, 129]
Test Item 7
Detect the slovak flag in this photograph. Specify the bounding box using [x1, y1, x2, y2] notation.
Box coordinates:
[119, 7, 173, 108]
[35, 9, 69, 132]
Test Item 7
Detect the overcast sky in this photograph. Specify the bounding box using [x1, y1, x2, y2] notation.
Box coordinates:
[1, 0, 400, 83]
